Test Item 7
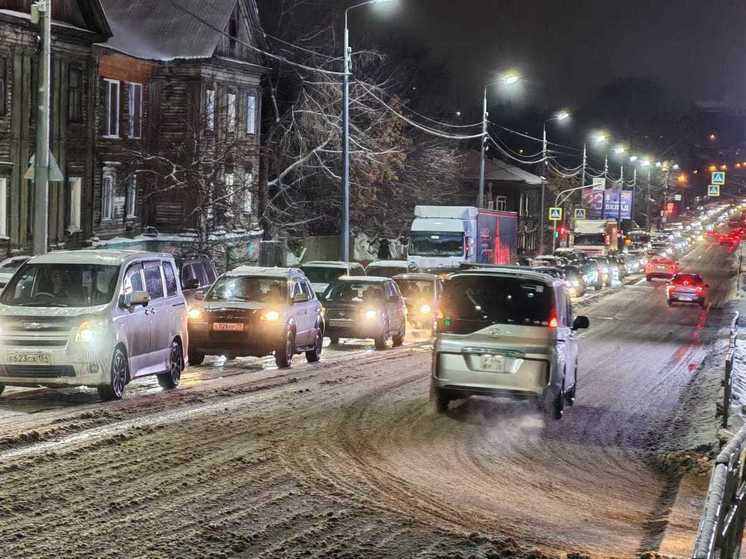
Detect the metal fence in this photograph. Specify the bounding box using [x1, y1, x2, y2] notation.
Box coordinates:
[692, 312, 745, 558]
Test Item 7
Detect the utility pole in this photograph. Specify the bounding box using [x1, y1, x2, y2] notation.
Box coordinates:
[477, 87, 488, 208]
[340, 13, 351, 262]
[646, 167, 652, 231]
[539, 124, 547, 254]
[617, 162, 624, 225]
[32, 0, 51, 256]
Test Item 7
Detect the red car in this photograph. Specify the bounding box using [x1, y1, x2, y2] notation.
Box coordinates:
[645, 256, 679, 281]
[667, 273, 708, 308]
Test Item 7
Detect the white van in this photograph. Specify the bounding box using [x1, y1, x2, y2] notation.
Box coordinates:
[0, 251, 188, 400]
[430, 268, 589, 419]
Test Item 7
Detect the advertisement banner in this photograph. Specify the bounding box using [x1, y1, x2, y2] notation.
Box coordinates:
[581, 189, 605, 219]
[602, 190, 633, 220]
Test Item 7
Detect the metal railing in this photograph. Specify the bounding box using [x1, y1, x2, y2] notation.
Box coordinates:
[717, 312, 739, 429]
[691, 427, 746, 558]
[692, 312, 744, 558]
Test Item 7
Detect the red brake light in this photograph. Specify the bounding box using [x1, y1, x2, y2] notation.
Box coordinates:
[548, 313, 558, 328]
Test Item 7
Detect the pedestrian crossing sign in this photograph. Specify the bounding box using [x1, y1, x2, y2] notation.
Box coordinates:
[708, 184, 720, 197]
[712, 171, 726, 185]
[548, 207, 562, 221]
[574, 208, 586, 219]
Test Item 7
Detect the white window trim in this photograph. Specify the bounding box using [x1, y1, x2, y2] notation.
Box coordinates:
[205, 89, 216, 131]
[102, 171, 115, 221]
[103, 79, 120, 139]
[68, 177, 82, 233]
[128, 82, 143, 139]
[126, 175, 137, 219]
[227, 92, 237, 133]
[243, 172, 254, 214]
[246, 93, 257, 135]
[225, 173, 235, 206]
[0, 177, 7, 239]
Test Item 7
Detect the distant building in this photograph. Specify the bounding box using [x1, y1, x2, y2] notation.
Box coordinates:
[0, 0, 266, 254]
[460, 151, 543, 253]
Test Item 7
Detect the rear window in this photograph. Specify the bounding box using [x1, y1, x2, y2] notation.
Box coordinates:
[439, 275, 554, 334]
[673, 274, 702, 285]
[301, 266, 347, 284]
[324, 282, 384, 303]
[366, 265, 407, 278]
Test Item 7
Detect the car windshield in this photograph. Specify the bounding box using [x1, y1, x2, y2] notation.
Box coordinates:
[673, 274, 702, 285]
[0, 263, 120, 308]
[324, 282, 384, 303]
[206, 276, 287, 303]
[409, 231, 464, 257]
[395, 279, 433, 299]
[440, 275, 553, 334]
[301, 266, 347, 284]
[366, 266, 406, 278]
[574, 233, 605, 246]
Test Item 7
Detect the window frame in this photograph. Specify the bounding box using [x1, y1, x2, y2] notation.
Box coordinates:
[0, 177, 7, 238]
[205, 88, 216, 131]
[122, 262, 145, 297]
[163, 261, 178, 297]
[246, 93, 257, 135]
[68, 66, 83, 123]
[126, 175, 137, 219]
[68, 176, 82, 232]
[127, 82, 143, 139]
[103, 79, 120, 138]
[102, 171, 115, 222]
[143, 260, 165, 300]
[227, 91, 237, 133]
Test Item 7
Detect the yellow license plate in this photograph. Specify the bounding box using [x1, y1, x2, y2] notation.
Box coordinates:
[212, 323, 245, 332]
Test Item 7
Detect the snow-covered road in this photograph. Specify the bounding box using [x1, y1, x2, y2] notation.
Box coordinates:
[0, 241, 736, 558]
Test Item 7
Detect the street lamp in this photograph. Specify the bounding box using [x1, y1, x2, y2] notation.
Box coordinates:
[341, 0, 395, 262]
[478, 69, 522, 208]
[541, 110, 571, 254]
[612, 145, 627, 226]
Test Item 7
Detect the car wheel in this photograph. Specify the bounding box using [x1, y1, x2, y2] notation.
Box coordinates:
[158, 340, 183, 389]
[374, 319, 389, 350]
[306, 326, 323, 363]
[699, 299, 706, 309]
[188, 350, 205, 366]
[430, 383, 450, 414]
[646, 276, 652, 282]
[667, 299, 673, 307]
[392, 323, 405, 347]
[549, 377, 565, 420]
[275, 328, 295, 369]
[565, 366, 577, 406]
[329, 336, 340, 345]
[98, 346, 128, 401]
[0, 383, 5, 397]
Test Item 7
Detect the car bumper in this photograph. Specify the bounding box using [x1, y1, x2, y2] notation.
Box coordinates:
[0, 345, 110, 387]
[188, 324, 284, 357]
[325, 319, 384, 340]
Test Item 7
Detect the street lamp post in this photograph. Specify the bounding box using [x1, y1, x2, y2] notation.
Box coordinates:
[542, 110, 570, 254]
[341, 0, 391, 262]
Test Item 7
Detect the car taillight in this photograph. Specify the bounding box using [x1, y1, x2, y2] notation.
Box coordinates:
[697, 286, 704, 295]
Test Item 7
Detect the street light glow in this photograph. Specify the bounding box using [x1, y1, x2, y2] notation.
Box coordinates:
[591, 131, 609, 144]
[556, 110, 570, 121]
[641, 159, 651, 167]
[614, 144, 626, 155]
[501, 70, 521, 85]
[629, 155, 638, 162]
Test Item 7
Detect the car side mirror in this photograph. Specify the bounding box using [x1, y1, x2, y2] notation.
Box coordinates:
[183, 278, 200, 290]
[573, 316, 589, 330]
[193, 291, 205, 301]
[293, 293, 309, 304]
[121, 290, 150, 309]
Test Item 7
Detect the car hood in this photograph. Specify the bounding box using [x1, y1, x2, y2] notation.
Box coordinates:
[0, 303, 110, 319]
[201, 301, 269, 312]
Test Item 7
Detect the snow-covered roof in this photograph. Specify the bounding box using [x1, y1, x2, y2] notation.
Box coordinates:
[98, 0, 245, 62]
[225, 266, 301, 278]
[28, 250, 171, 266]
[461, 151, 543, 185]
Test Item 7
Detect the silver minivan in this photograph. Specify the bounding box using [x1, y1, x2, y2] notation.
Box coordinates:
[430, 268, 589, 419]
[0, 250, 188, 401]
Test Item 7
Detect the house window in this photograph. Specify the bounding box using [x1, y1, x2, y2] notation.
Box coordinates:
[205, 88, 215, 131]
[225, 173, 235, 206]
[227, 92, 236, 133]
[228, 7, 239, 52]
[69, 177, 81, 232]
[126, 175, 137, 218]
[128, 82, 143, 139]
[102, 172, 114, 220]
[0, 177, 7, 237]
[246, 93, 256, 135]
[104, 79, 120, 137]
[0, 58, 6, 117]
[243, 172, 253, 213]
[496, 196, 507, 211]
[68, 67, 82, 123]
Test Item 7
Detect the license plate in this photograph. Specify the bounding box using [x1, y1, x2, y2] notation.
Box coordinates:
[657, 266, 667, 271]
[212, 322, 245, 332]
[329, 319, 352, 327]
[7, 352, 50, 364]
[479, 354, 506, 372]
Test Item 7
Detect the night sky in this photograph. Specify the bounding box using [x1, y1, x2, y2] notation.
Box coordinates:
[354, 0, 746, 112]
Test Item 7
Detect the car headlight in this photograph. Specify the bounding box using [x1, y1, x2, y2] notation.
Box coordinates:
[187, 308, 202, 321]
[364, 308, 378, 320]
[261, 310, 281, 322]
[75, 320, 106, 344]
[419, 304, 432, 314]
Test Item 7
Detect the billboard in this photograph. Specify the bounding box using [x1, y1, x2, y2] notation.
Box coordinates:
[582, 189, 633, 220]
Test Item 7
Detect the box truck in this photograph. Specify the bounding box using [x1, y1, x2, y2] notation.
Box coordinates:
[408, 206, 518, 271]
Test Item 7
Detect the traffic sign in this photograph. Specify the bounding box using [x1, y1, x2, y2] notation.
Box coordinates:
[548, 207, 562, 221]
[574, 208, 586, 219]
[712, 171, 726, 185]
[708, 184, 720, 197]
[674, 193, 682, 201]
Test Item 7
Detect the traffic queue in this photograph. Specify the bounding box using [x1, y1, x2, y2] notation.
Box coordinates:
[0, 201, 736, 408]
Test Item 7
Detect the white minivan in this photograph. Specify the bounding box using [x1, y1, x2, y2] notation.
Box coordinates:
[0, 250, 188, 400]
[430, 268, 589, 419]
